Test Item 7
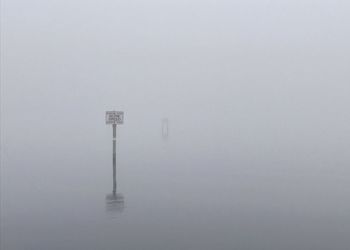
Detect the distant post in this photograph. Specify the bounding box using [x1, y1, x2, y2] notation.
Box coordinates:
[162, 118, 169, 140]
[106, 111, 124, 194]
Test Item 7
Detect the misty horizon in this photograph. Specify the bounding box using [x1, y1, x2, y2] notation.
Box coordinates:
[1, 0, 350, 249]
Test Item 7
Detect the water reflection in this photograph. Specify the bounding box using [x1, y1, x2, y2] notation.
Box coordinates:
[105, 193, 125, 213]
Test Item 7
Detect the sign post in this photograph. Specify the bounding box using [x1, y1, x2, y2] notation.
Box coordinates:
[106, 111, 124, 194]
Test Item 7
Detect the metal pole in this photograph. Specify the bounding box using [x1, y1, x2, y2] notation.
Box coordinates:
[112, 123, 117, 194]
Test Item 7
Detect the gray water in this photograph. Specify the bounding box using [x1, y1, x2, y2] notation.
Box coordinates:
[2, 113, 350, 250]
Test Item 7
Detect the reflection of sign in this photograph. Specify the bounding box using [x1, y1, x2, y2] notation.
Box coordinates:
[106, 111, 124, 124]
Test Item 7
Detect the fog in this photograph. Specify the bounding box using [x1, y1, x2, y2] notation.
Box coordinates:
[1, 0, 350, 249]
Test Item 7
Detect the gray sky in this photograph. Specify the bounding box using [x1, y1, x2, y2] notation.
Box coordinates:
[2, 0, 350, 170]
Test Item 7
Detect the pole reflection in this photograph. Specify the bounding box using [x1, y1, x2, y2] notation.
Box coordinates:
[105, 192, 125, 213]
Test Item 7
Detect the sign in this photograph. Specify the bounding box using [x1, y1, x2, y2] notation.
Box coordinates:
[106, 111, 124, 124]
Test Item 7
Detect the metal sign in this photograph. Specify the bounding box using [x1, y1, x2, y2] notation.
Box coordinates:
[106, 111, 124, 125]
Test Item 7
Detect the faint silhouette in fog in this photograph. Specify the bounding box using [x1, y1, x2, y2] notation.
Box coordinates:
[162, 118, 169, 141]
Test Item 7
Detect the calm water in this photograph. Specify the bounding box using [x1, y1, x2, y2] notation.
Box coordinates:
[1, 119, 350, 250]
